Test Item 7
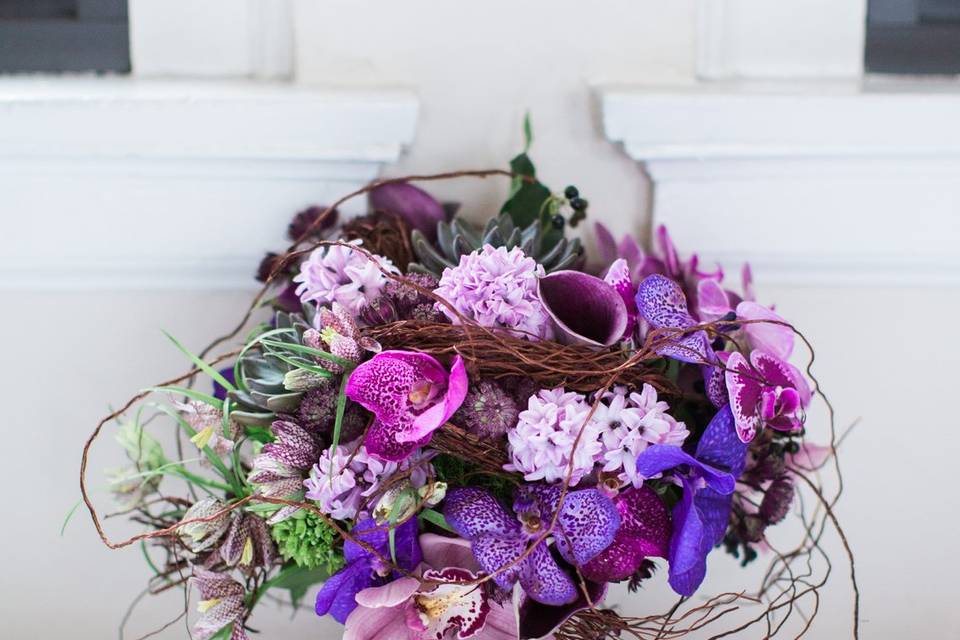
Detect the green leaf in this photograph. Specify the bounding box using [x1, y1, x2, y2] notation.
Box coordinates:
[244, 425, 275, 444]
[151, 402, 241, 494]
[148, 385, 223, 410]
[260, 339, 355, 370]
[501, 151, 552, 229]
[419, 508, 454, 533]
[328, 374, 350, 454]
[163, 330, 236, 392]
[253, 564, 332, 610]
[60, 499, 82, 536]
[209, 625, 233, 640]
[522, 111, 533, 152]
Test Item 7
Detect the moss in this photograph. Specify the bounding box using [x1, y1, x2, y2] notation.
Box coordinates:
[270, 510, 345, 573]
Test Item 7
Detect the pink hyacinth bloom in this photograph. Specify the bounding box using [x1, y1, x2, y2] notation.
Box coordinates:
[294, 240, 399, 315]
[433, 245, 554, 340]
[346, 350, 468, 462]
[344, 534, 518, 640]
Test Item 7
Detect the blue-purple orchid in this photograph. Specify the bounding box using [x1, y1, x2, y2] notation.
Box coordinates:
[443, 485, 620, 606]
[346, 350, 468, 462]
[315, 517, 421, 624]
[635, 406, 747, 597]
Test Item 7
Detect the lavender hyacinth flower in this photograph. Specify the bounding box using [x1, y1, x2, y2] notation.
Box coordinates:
[443, 484, 620, 605]
[346, 350, 468, 461]
[635, 405, 748, 597]
[315, 517, 421, 624]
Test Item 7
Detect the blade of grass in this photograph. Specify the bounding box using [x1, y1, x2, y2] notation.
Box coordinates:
[419, 508, 454, 533]
[60, 499, 82, 536]
[163, 330, 236, 392]
[260, 339, 355, 370]
[147, 385, 223, 410]
[152, 402, 241, 494]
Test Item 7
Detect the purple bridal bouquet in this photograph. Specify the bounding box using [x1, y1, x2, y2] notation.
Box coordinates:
[81, 128, 855, 639]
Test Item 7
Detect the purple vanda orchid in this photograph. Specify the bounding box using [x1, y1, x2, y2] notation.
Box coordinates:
[580, 486, 671, 583]
[635, 273, 713, 365]
[344, 534, 518, 640]
[443, 485, 619, 606]
[725, 350, 811, 443]
[346, 350, 469, 462]
[635, 406, 748, 597]
[315, 517, 422, 624]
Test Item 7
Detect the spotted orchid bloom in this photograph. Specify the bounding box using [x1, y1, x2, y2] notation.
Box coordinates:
[725, 350, 811, 443]
[636, 406, 748, 597]
[192, 568, 250, 640]
[346, 350, 468, 462]
[444, 485, 619, 606]
[635, 273, 713, 365]
[315, 517, 422, 624]
[343, 534, 518, 640]
[580, 486, 671, 583]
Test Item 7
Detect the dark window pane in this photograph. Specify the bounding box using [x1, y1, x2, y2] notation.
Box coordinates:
[866, 0, 960, 74]
[0, 0, 128, 73]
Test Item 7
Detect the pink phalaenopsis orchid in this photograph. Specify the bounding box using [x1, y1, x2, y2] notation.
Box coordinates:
[346, 350, 468, 461]
[725, 350, 812, 443]
[343, 534, 518, 640]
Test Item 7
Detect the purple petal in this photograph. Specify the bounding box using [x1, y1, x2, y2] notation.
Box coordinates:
[553, 489, 621, 566]
[580, 486, 670, 583]
[346, 353, 419, 426]
[212, 366, 236, 401]
[702, 362, 729, 408]
[604, 259, 637, 337]
[697, 279, 732, 322]
[343, 598, 412, 640]
[369, 181, 446, 241]
[655, 225, 681, 278]
[752, 351, 811, 406]
[518, 541, 578, 606]
[345, 517, 421, 570]
[518, 580, 606, 640]
[666, 477, 708, 597]
[444, 488, 521, 539]
[738, 301, 794, 359]
[315, 558, 376, 623]
[636, 274, 711, 363]
[419, 533, 478, 572]
[619, 235, 645, 281]
[363, 416, 422, 462]
[407, 355, 469, 441]
[470, 532, 525, 592]
[741, 263, 755, 302]
[694, 406, 748, 478]
[724, 351, 763, 443]
[696, 487, 734, 552]
[635, 444, 736, 495]
[594, 222, 618, 266]
[418, 567, 492, 639]
[538, 270, 628, 348]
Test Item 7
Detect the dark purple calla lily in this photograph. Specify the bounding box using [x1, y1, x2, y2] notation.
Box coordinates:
[537, 270, 628, 348]
[369, 181, 446, 241]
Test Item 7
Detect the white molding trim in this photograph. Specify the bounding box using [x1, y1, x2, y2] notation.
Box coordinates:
[0, 79, 419, 290]
[601, 83, 960, 286]
[129, 0, 294, 78]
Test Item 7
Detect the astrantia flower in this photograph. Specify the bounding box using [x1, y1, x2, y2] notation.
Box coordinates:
[293, 240, 398, 315]
[345, 350, 468, 462]
[433, 245, 554, 340]
[192, 568, 249, 640]
[361, 272, 445, 325]
[444, 485, 619, 605]
[304, 442, 431, 521]
[296, 384, 367, 442]
[506, 388, 602, 486]
[454, 379, 519, 439]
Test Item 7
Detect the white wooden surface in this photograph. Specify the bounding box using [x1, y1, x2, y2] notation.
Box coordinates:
[602, 82, 960, 285]
[0, 79, 418, 289]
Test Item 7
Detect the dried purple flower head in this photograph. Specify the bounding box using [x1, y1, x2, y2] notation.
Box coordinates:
[288, 205, 338, 241]
[256, 252, 282, 283]
[192, 568, 250, 640]
[454, 379, 519, 439]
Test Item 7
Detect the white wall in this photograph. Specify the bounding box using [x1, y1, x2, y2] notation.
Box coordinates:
[3, 1, 957, 638]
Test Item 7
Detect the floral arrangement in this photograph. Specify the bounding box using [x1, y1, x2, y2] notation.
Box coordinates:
[80, 127, 857, 639]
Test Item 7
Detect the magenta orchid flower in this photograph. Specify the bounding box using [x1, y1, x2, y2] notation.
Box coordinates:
[580, 486, 671, 583]
[346, 350, 468, 461]
[343, 534, 518, 640]
[444, 485, 619, 606]
[725, 350, 811, 443]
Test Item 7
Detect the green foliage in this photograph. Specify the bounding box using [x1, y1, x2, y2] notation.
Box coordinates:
[431, 454, 515, 505]
[270, 510, 345, 574]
